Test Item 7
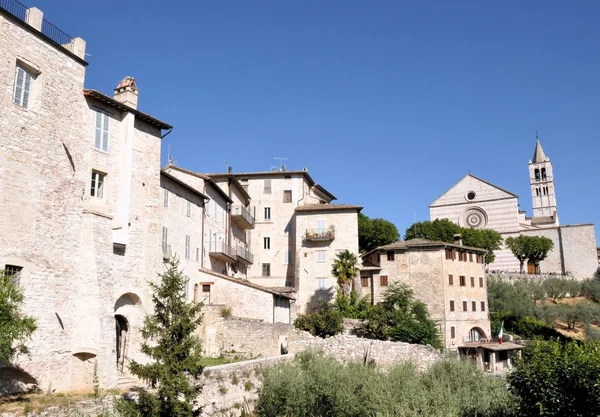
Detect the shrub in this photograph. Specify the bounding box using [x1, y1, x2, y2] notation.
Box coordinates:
[334, 291, 371, 319]
[256, 351, 517, 417]
[294, 303, 344, 338]
[220, 306, 232, 318]
[509, 340, 600, 416]
[581, 278, 600, 303]
[508, 316, 571, 341]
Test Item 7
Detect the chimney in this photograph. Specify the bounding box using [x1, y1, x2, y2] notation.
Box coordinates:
[114, 77, 138, 109]
[228, 166, 233, 173]
[453, 234, 463, 246]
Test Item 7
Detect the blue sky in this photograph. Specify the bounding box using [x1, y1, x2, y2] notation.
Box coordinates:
[35, 0, 599, 239]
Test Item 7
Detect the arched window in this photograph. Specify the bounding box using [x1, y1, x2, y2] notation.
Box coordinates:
[535, 188, 540, 196]
[534, 169, 541, 181]
[469, 327, 485, 342]
[541, 168, 547, 180]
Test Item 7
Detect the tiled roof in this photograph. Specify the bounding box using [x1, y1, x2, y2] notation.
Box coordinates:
[365, 238, 486, 257]
[205, 174, 251, 203]
[295, 204, 363, 212]
[208, 170, 317, 186]
[312, 184, 337, 201]
[164, 165, 233, 204]
[199, 268, 295, 299]
[160, 170, 209, 201]
[83, 89, 172, 129]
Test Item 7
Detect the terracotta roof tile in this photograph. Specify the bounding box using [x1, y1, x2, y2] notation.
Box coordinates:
[295, 204, 363, 212]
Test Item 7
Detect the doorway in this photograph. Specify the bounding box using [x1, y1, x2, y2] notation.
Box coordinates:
[115, 315, 128, 372]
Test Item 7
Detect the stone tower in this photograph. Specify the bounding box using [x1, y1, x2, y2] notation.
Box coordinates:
[528, 135, 559, 225]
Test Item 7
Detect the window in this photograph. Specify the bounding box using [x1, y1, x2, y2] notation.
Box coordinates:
[463, 301, 467, 312]
[163, 189, 169, 207]
[94, 110, 110, 152]
[162, 227, 168, 252]
[459, 252, 467, 262]
[13, 66, 32, 108]
[459, 276, 466, 286]
[541, 168, 547, 180]
[387, 251, 395, 261]
[317, 278, 328, 290]
[451, 326, 456, 339]
[5, 265, 23, 285]
[472, 301, 476, 311]
[498, 350, 508, 362]
[361, 277, 369, 287]
[196, 248, 200, 262]
[263, 179, 271, 194]
[450, 300, 455, 312]
[445, 249, 455, 260]
[479, 277, 484, 287]
[317, 219, 326, 232]
[264, 207, 271, 220]
[262, 263, 271, 277]
[185, 235, 190, 259]
[469, 253, 473, 262]
[481, 301, 486, 311]
[316, 251, 326, 263]
[202, 284, 211, 293]
[470, 276, 475, 287]
[380, 275, 388, 286]
[466, 191, 476, 201]
[264, 237, 271, 250]
[283, 190, 292, 203]
[377, 253, 381, 263]
[283, 251, 292, 265]
[186, 201, 191, 217]
[448, 274, 454, 285]
[535, 168, 541, 182]
[90, 171, 105, 198]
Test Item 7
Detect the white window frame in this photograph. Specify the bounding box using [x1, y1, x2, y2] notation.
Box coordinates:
[264, 237, 271, 250]
[163, 189, 169, 207]
[264, 207, 271, 220]
[317, 219, 326, 232]
[262, 263, 271, 277]
[162, 227, 168, 252]
[94, 110, 110, 152]
[196, 248, 200, 262]
[186, 200, 191, 217]
[317, 278, 328, 290]
[316, 250, 326, 263]
[185, 235, 191, 259]
[13, 66, 32, 108]
[90, 170, 105, 199]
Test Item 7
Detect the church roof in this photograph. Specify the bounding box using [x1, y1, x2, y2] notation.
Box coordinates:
[532, 139, 549, 163]
[429, 173, 517, 207]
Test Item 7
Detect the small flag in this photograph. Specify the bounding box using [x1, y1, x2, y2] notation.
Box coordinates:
[498, 321, 504, 345]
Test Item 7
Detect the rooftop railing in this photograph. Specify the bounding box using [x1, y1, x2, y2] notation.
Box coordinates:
[1, 0, 76, 53]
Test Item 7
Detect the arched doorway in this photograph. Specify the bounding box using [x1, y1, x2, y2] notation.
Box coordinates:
[469, 327, 486, 343]
[115, 315, 128, 372]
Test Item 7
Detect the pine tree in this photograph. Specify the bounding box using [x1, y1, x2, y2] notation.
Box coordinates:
[118, 258, 204, 417]
[0, 270, 37, 365]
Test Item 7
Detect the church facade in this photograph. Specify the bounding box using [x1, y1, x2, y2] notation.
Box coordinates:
[429, 140, 597, 279]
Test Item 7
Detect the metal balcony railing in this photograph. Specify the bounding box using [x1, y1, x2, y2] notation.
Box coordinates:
[305, 226, 335, 241]
[231, 205, 255, 229]
[236, 246, 254, 264]
[209, 241, 237, 262]
[0, 0, 77, 53]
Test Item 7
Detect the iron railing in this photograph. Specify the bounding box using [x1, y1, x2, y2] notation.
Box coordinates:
[231, 205, 255, 228]
[236, 246, 254, 264]
[0, 0, 76, 53]
[209, 241, 237, 260]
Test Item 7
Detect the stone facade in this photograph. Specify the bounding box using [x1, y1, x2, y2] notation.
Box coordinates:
[362, 239, 491, 349]
[429, 141, 597, 279]
[0, 6, 171, 393]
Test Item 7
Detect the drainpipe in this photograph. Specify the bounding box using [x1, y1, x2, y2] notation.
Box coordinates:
[160, 127, 173, 139]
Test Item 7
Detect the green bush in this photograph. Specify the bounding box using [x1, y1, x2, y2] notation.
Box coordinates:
[356, 283, 442, 348]
[581, 278, 600, 303]
[509, 340, 600, 416]
[256, 351, 517, 417]
[334, 291, 371, 319]
[294, 303, 344, 338]
[508, 316, 571, 341]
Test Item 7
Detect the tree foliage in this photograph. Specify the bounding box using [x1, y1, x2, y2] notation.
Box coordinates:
[294, 302, 344, 338]
[357, 283, 442, 348]
[331, 250, 358, 296]
[404, 219, 502, 263]
[334, 291, 372, 319]
[358, 213, 400, 253]
[257, 351, 517, 417]
[508, 340, 600, 417]
[117, 258, 204, 417]
[0, 271, 37, 365]
[505, 235, 554, 274]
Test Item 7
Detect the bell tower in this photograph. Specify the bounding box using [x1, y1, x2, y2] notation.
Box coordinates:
[528, 134, 559, 225]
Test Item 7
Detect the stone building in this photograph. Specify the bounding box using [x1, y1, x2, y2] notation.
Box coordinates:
[361, 238, 491, 350]
[205, 169, 362, 316]
[430, 139, 597, 279]
[0, 4, 171, 392]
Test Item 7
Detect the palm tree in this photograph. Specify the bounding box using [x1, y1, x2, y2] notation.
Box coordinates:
[331, 250, 358, 296]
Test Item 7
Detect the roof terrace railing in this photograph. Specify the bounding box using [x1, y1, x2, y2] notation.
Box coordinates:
[1, 0, 76, 53]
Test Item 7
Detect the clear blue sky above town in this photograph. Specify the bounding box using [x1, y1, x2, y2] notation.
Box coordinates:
[36, 0, 600, 238]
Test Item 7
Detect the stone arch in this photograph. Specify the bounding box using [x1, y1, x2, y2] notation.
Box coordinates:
[468, 327, 486, 342]
[113, 292, 143, 374]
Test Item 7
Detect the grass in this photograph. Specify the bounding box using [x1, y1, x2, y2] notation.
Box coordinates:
[199, 355, 247, 367]
[0, 389, 122, 415]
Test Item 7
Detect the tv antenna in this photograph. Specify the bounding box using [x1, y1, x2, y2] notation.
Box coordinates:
[274, 157, 289, 171]
[167, 144, 178, 166]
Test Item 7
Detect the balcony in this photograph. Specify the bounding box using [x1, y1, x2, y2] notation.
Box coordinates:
[305, 227, 335, 242]
[231, 205, 255, 229]
[236, 246, 254, 265]
[209, 241, 237, 262]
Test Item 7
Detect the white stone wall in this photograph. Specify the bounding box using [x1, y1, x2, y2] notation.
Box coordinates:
[0, 13, 165, 393]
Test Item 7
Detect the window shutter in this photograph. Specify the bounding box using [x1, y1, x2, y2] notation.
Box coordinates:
[22, 71, 31, 108]
[102, 112, 109, 151]
[95, 112, 102, 149]
[13, 67, 24, 106]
